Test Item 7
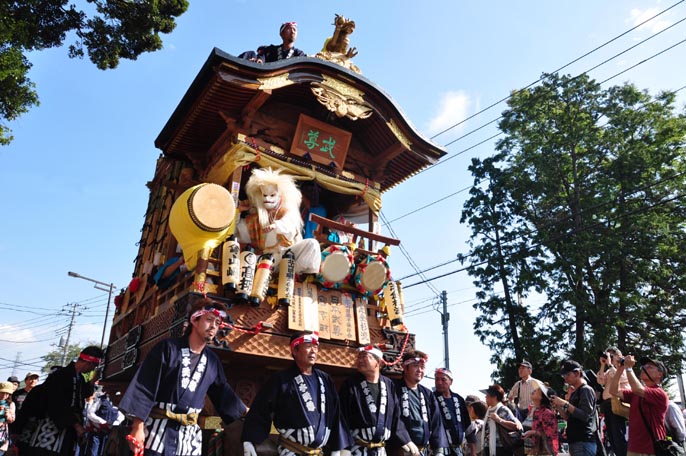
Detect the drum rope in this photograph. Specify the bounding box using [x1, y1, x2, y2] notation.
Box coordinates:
[380, 325, 411, 367]
[219, 320, 270, 335]
[193, 280, 208, 298]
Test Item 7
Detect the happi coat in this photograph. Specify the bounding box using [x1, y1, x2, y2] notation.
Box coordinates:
[242, 364, 352, 456]
[393, 380, 449, 453]
[118, 337, 247, 456]
[436, 392, 471, 453]
[339, 373, 411, 456]
[20, 362, 87, 456]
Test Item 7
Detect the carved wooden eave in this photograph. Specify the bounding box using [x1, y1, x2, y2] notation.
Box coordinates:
[154, 48, 446, 192]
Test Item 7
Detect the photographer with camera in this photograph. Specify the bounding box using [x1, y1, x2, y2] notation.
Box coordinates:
[552, 360, 597, 456]
[609, 355, 669, 456]
[596, 347, 628, 456]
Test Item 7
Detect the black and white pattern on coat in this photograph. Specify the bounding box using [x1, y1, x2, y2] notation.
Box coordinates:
[242, 365, 352, 456]
[339, 374, 412, 456]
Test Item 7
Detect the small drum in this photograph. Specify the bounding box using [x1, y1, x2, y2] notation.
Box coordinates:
[317, 245, 354, 289]
[169, 183, 235, 270]
[353, 254, 391, 297]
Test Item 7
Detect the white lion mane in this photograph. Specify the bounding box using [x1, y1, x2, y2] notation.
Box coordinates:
[245, 167, 303, 230]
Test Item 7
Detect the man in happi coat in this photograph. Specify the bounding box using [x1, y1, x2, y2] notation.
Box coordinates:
[18, 345, 104, 456]
[392, 350, 448, 456]
[238, 22, 306, 63]
[434, 368, 471, 456]
[339, 345, 419, 456]
[242, 332, 352, 456]
[119, 298, 247, 456]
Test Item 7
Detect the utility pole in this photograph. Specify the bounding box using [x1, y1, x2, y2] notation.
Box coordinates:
[11, 352, 21, 377]
[441, 290, 450, 369]
[61, 302, 79, 365]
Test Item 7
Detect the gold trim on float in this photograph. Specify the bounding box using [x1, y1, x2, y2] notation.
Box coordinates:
[386, 119, 412, 150]
[311, 75, 373, 121]
[257, 74, 294, 90]
[321, 75, 364, 99]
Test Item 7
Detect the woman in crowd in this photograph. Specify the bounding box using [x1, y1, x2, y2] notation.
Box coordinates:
[464, 396, 488, 456]
[0, 382, 16, 456]
[482, 384, 523, 456]
[522, 385, 559, 456]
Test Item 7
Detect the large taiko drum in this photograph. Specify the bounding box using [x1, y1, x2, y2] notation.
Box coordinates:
[353, 254, 391, 297]
[317, 245, 354, 289]
[169, 183, 235, 270]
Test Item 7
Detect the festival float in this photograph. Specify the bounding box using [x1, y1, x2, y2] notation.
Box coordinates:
[102, 15, 446, 454]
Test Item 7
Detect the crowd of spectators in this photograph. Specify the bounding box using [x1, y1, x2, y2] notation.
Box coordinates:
[1, 343, 682, 456]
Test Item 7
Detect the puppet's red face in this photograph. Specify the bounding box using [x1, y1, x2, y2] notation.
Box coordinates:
[260, 184, 281, 210]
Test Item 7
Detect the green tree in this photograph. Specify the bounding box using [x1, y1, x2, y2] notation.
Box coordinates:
[40, 341, 100, 373]
[462, 73, 686, 378]
[459, 151, 550, 387]
[0, 0, 189, 145]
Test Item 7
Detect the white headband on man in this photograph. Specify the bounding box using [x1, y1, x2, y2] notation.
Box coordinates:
[435, 367, 453, 380]
[280, 22, 297, 34]
[403, 356, 427, 367]
[290, 332, 319, 349]
[191, 307, 227, 321]
[358, 345, 384, 360]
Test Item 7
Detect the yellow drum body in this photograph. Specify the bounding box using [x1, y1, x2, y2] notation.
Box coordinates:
[169, 183, 235, 271]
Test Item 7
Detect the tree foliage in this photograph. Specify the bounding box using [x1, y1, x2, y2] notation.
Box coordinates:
[0, 0, 189, 145]
[461, 73, 686, 384]
[40, 342, 85, 372]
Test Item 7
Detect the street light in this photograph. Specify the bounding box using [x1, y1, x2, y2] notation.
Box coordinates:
[68, 271, 117, 349]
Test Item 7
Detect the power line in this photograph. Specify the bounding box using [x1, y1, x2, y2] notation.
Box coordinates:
[417, 16, 686, 187]
[404, 189, 686, 288]
[403, 285, 479, 311]
[382, 185, 472, 226]
[380, 211, 441, 297]
[396, 256, 461, 282]
[390, 83, 686, 232]
[429, 0, 686, 140]
[599, 36, 686, 85]
[399, 165, 686, 285]
[406, 296, 480, 318]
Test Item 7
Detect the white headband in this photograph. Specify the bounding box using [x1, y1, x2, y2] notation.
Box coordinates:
[358, 345, 384, 360]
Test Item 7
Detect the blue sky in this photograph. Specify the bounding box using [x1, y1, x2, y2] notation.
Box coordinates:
[1, 1, 684, 395]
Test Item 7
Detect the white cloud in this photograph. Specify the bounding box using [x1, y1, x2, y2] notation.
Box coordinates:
[628, 8, 671, 34]
[0, 324, 36, 343]
[427, 91, 471, 136]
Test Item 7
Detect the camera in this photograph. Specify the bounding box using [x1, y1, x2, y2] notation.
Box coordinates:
[599, 351, 611, 362]
[619, 357, 626, 366]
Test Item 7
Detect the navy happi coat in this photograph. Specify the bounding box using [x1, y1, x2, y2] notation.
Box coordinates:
[119, 337, 246, 456]
[339, 373, 411, 456]
[242, 365, 352, 456]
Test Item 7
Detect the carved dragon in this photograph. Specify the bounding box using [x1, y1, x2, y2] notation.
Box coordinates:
[324, 14, 358, 58]
[316, 14, 361, 73]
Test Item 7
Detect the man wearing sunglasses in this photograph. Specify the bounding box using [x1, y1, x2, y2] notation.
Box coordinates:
[609, 355, 669, 456]
[120, 298, 247, 455]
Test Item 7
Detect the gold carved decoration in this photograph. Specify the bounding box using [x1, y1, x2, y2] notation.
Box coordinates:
[311, 76, 373, 121]
[257, 73, 294, 90]
[314, 14, 361, 74]
[387, 119, 413, 150]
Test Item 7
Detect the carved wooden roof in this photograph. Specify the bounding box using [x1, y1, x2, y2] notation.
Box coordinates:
[155, 48, 446, 192]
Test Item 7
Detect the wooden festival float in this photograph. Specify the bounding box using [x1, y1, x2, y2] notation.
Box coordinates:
[102, 15, 446, 454]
